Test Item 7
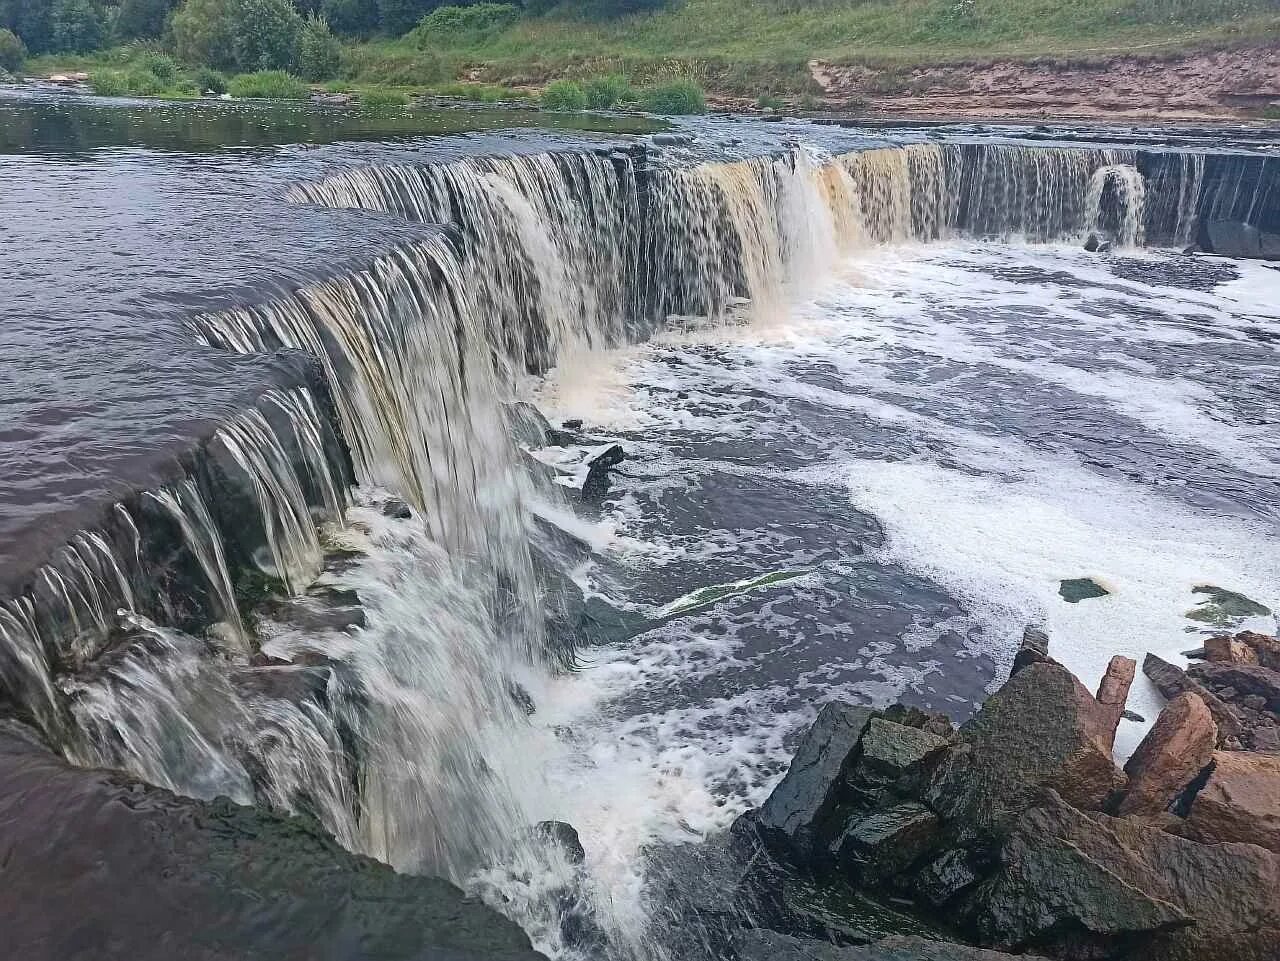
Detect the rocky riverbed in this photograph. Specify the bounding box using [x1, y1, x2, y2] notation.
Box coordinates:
[650, 628, 1280, 960]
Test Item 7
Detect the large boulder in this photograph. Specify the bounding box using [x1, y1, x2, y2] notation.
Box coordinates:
[1203, 633, 1260, 665]
[966, 789, 1280, 958]
[1185, 751, 1280, 853]
[1118, 692, 1216, 817]
[0, 725, 545, 961]
[846, 717, 951, 805]
[829, 802, 941, 884]
[1142, 653, 1243, 744]
[968, 789, 1280, 959]
[756, 703, 876, 857]
[1237, 631, 1280, 670]
[734, 929, 1051, 960]
[1188, 661, 1280, 712]
[1199, 218, 1280, 262]
[925, 661, 1126, 842]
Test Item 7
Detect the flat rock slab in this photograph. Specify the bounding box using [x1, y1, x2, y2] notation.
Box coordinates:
[0, 726, 545, 961]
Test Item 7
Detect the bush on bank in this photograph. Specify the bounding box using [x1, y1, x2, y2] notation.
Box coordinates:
[0, 27, 27, 71]
[226, 67, 308, 97]
[639, 78, 704, 114]
[540, 78, 586, 110]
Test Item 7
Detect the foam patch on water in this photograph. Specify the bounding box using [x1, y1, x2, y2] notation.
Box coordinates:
[836, 451, 1280, 757]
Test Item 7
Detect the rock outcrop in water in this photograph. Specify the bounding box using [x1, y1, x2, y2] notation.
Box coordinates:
[0, 722, 546, 961]
[704, 631, 1280, 961]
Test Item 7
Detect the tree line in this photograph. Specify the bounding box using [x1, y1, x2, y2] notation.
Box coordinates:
[0, 0, 670, 62]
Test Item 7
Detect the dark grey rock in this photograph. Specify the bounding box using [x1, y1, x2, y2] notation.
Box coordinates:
[925, 662, 1126, 842]
[509, 401, 554, 448]
[733, 929, 1051, 960]
[381, 498, 412, 519]
[533, 820, 585, 864]
[830, 802, 940, 884]
[1201, 219, 1280, 262]
[1121, 709, 1145, 723]
[1143, 653, 1243, 744]
[967, 790, 1280, 959]
[1011, 628, 1052, 675]
[855, 718, 951, 784]
[1083, 232, 1112, 254]
[0, 727, 546, 961]
[1058, 577, 1109, 602]
[914, 849, 981, 907]
[581, 443, 626, 501]
[756, 703, 876, 857]
[1188, 661, 1280, 711]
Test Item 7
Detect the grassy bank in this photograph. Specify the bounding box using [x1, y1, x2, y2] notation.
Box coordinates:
[393, 0, 1280, 95]
[22, 0, 1280, 103]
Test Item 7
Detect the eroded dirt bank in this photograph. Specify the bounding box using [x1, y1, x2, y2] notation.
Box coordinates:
[807, 42, 1280, 122]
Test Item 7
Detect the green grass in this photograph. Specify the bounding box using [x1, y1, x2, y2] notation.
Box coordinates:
[226, 70, 310, 99]
[541, 78, 587, 109]
[360, 88, 410, 108]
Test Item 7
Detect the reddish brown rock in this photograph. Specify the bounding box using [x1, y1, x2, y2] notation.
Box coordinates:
[1186, 751, 1280, 853]
[1188, 662, 1280, 712]
[1093, 655, 1136, 752]
[1238, 631, 1280, 670]
[1142, 653, 1244, 745]
[1203, 634, 1260, 665]
[1118, 693, 1216, 816]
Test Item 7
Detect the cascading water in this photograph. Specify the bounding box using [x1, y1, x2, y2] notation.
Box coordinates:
[0, 136, 1247, 960]
[1086, 163, 1148, 248]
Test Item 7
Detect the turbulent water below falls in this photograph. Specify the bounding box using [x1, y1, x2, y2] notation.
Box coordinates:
[519, 240, 1280, 956]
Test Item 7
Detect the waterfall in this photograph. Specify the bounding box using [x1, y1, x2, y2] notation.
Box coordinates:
[0, 135, 1250, 960]
[1086, 163, 1148, 248]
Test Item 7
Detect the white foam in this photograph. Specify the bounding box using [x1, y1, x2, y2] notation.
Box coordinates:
[839, 453, 1280, 757]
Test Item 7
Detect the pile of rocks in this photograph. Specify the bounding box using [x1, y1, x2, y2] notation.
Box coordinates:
[713, 630, 1280, 960]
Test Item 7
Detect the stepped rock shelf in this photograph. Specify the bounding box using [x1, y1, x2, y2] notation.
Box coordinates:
[1, 100, 1279, 960]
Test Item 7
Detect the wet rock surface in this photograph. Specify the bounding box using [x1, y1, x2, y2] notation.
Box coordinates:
[719, 631, 1280, 961]
[0, 724, 546, 961]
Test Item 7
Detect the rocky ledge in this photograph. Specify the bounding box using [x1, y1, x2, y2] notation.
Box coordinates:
[662, 629, 1280, 960]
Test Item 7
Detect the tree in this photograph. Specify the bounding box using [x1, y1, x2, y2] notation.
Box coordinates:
[321, 0, 379, 36]
[377, 0, 438, 36]
[171, 0, 300, 72]
[0, 27, 25, 71]
[116, 0, 179, 39]
[51, 0, 105, 51]
[293, 13, 339, 80]
[4, 0, 55, 52]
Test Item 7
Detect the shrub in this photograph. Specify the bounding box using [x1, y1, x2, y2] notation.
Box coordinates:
[139, 51, 179, 80]
[360, 88, 408, 108]
[50, 0, 106, 52]
[227, 68, 308, 98]
[294, 13, 340, 80]
[540, 78, 585, 110]
[88, 66, 165, 95]
[0, 27, 26, 72]
[172, 0, 300, 72]
[193, 65, 227, 92]
[583, 73, 631, 109]
[410, 3, 520, 45]
[640, 78, 705, 114]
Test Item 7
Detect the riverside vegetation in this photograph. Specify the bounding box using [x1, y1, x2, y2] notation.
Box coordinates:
[4, 0, 1279, 111]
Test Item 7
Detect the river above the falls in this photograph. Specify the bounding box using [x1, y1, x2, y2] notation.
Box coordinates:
[3, 88, 1280, 961]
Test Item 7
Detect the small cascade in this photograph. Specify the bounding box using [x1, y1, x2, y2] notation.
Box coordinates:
[1086, 163, 1148, 248]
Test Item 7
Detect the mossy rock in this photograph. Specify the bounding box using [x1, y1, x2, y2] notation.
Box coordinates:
[1059, 577, 1109, 603]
